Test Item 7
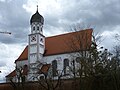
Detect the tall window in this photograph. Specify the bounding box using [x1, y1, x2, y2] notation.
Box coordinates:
[41, 28, 42, 32]
[63, 59, 69, 75]
[52, 60, 57, 76]
[37, 26, 39, 31]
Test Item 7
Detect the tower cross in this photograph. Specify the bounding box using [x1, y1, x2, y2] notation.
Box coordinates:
[37, 5, 38, 12]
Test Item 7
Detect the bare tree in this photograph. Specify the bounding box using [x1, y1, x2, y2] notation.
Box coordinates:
[34, 64, 63, 90]
[9, 65, 27, 90]
[65, 24, 120, 90]
[65, 25, 94, 90]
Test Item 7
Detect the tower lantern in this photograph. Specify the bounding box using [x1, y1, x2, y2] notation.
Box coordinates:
[30, 5, 44, 34]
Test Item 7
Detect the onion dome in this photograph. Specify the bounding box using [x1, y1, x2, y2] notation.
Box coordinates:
[30, 6, 44, 25]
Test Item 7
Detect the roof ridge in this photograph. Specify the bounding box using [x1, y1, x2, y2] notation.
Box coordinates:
[46, 29, 93, 39]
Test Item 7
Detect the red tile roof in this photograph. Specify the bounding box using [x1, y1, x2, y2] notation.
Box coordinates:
[45, 29, 92, 55]
[15, 29, 93, 62]
[6, 64, 51, 77]
[6, 70, 16, 77]
[39, 64, 51, 74]
[15, 46, 28, 62]
[6, 65, 28, 77]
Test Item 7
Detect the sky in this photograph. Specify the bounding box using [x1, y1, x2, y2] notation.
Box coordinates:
[0, 0, 120, 82]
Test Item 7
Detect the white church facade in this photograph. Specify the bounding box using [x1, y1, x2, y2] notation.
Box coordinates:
[6, 8, 93, 82]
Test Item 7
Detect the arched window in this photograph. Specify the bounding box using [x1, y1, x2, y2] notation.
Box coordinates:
[33, 26, 35, 31]
[63, 59, 69, 75]
[40, 76, 44, 80]
[52, 60, 57, 76]
[76, 57, 81, 63]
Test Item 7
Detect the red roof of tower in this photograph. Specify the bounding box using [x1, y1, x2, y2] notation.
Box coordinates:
[39, 64, 51, 74]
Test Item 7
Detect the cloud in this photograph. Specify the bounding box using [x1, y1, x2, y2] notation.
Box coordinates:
[0, 43, 26, 82]
[25, 0, 120, 36]
[0, 0, 120, 44]
[0, 0, 30, 44]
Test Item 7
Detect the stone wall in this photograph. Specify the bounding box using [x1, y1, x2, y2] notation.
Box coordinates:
[0, 79, 80, 90]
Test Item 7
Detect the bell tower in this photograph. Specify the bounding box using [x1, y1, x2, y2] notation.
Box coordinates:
[28, 6, 45, 80]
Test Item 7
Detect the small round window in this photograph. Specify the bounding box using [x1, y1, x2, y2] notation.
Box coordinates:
[40, 38, 43, 43]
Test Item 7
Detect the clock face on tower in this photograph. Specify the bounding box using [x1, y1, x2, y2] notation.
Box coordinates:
[31, 35, 36, 42]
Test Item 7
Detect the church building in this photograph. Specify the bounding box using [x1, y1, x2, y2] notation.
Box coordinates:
[6, 7, 93, 82]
